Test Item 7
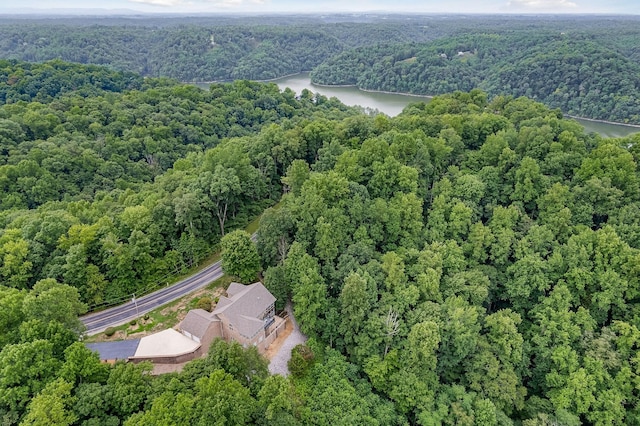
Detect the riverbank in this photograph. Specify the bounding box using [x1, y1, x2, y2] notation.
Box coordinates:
[317, 81, 638, 128]
[185, 71, 309, 85]
[312, 81, 433, 99]
[566, 115, 640, 130]
[359, 87, 433, 99]
[188, 72, 640, 136]
[282, 73, 640, 130]
[311, 81, 359, 89]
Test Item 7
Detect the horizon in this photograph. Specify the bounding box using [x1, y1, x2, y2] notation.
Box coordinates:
[1, 10, 639, 18]
[1, 0, 638, 16]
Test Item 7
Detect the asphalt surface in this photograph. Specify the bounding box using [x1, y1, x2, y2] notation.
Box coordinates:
[81, 259, 224, 335]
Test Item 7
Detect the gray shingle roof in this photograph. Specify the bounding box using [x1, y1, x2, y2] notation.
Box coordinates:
[177, 282, 276, 343]
[212, 282, 276, 338]
[179, 309, 218, 339]
[226, 282, 246, 297]
[86, 339, 140, 361]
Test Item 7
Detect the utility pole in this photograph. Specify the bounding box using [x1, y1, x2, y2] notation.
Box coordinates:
[132, 294, 139, 317]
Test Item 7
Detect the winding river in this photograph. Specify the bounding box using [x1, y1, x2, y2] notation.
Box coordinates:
[271, 73, 640, 138]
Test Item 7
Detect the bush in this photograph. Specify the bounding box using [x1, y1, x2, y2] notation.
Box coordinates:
[129, 319, 137, 326]
[104, 327, 116, 337]
[143, 314, 150, 321]
[195, 296, 212, 312]
[288, 344, 315, 378]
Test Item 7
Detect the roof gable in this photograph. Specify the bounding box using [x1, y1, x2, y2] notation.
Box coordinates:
[179, 308, 218, 338]
[212, 282, 276, 338]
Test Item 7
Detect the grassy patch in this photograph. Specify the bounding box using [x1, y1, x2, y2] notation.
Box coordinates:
[208, 274, 234, 290]
[245, 215, 262, 235]
[397, 56, 417, 64]
[245, 199, 283, 235]
[198, 247, 221, 268]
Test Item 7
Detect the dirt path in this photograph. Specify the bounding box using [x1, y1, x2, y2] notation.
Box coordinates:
[268, 302, 307, 376]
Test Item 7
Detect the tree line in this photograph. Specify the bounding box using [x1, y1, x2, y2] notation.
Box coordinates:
[3, 14, 639, 86]
[311, 30, 640, 124]
[0, 20, 435, 82]
[3, 14, 640, 123]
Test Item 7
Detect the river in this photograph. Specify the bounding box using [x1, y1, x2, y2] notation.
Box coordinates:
[269, 73, 639, 138]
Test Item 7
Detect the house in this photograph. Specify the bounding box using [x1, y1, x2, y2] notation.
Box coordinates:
[179, 308, 220, 345]
[88, 282, 286, 365]
[179, 282, 286, 354]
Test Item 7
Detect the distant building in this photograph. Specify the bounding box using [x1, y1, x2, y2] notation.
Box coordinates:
[179, 282, 285, 354]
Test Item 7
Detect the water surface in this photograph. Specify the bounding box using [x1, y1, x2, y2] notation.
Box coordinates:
[271, 73, 639, 138]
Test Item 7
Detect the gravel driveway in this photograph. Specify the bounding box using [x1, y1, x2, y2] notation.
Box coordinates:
[268, 302, 307, 376]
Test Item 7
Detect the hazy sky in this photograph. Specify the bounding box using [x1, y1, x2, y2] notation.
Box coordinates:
[2, 0, 638, 15]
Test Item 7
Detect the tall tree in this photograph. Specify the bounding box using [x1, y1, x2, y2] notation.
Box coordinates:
[205, 166, 242, 237]
[339, 272, 372, 353]
[20, 379, 76, 426]
[21, 279, 87, 335]
[220, 230, 261, 284]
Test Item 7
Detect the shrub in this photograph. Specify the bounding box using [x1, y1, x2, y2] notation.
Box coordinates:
[195, 296, 212, 312]
[104, 327, 116, 337]
[129, 319, 137, 326]
[288, 344, 315, 378]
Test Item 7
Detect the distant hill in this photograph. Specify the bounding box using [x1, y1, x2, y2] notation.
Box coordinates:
[0, 59, 143, 103]
[1, 15, 640, 123]
[0, 19, 436, 82]
[311, 31, 640, 124]
[0, 8, 144, 15]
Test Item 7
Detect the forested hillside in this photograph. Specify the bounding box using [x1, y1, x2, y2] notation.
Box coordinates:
[311, 30, 640, 124]
[0, 60, 358, 309]
[256, 91, 640, 424]
[1, 60, 640, 424]
[0, 20, 434, 82]
[3, 15, 640, 123]
[2, 14, 638, 86]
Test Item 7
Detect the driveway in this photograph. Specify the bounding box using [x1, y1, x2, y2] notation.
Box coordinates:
[268, 302, 307, 376]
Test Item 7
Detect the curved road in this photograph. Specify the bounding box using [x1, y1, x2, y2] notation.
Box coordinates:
[81, 259, 224, 336]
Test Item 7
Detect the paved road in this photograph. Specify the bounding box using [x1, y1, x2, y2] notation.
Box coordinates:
[81, 260, 224, 336]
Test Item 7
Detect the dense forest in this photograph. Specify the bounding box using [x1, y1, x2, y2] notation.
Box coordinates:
[0, 19, 435, 82]
[0, 59, 359, 309]
[256, 91, 640, 424]
[310, 30, 640, 124]
[2, 15, 640, 123]
[1, 58, 640, 424]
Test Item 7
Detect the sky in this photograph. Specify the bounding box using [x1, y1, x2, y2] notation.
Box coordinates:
[1, 0, 638, 15]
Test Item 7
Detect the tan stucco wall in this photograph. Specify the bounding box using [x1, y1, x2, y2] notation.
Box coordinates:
[200, 320, 223, 352]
